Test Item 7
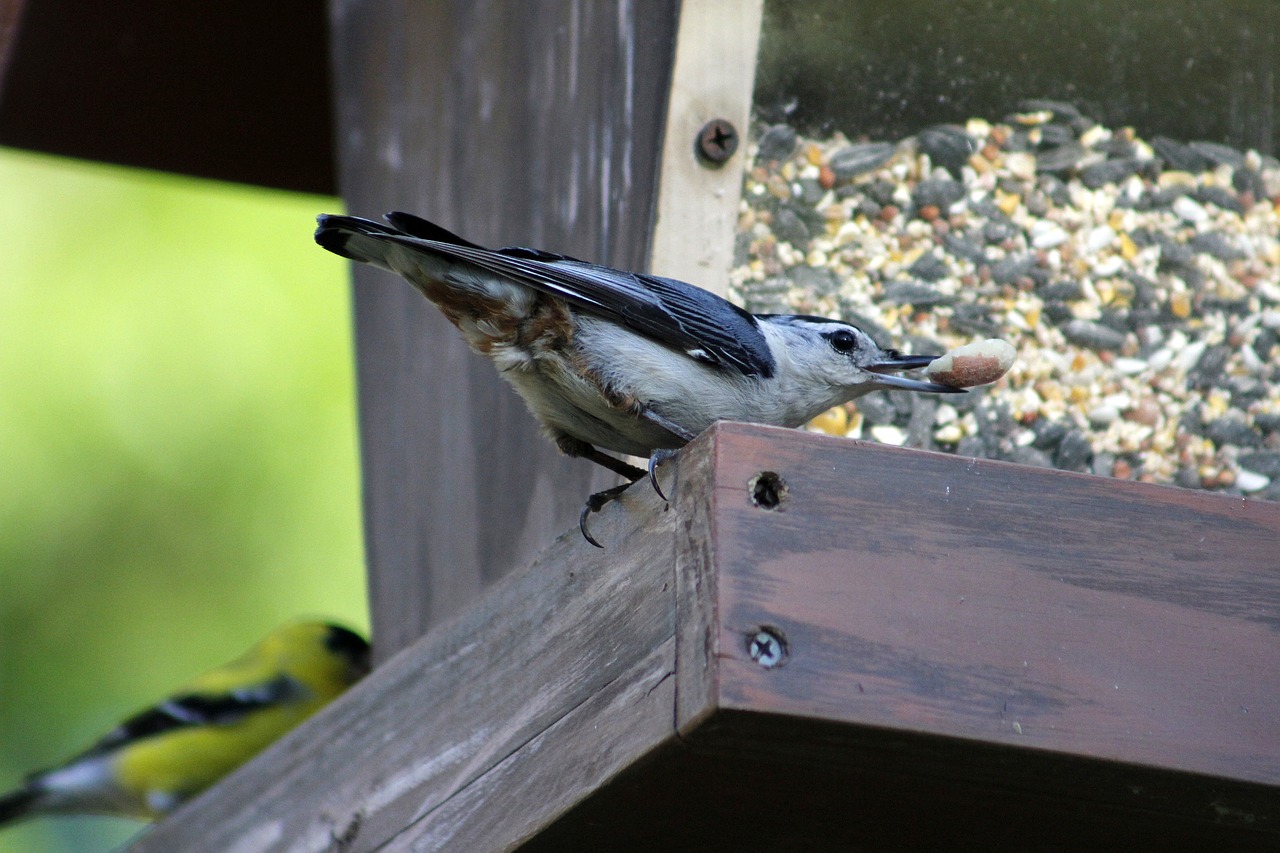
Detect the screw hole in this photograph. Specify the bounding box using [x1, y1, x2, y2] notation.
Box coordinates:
[748, 471, 787, 509]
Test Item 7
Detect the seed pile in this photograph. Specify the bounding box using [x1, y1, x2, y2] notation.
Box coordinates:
[730, 102, 1280, 498]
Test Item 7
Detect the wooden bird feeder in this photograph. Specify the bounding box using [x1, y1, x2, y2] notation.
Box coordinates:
[4, 1, 1277, 849]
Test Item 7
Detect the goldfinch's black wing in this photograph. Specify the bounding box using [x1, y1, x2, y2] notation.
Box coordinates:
[78, 675, 305, 759]
[317, 212, 777, 378]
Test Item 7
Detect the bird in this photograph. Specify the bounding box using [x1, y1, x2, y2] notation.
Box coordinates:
[315, 212, 963, 544]
[0, 621, 370, 825]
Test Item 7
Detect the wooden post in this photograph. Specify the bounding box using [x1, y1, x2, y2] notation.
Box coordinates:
[327, 0, 680, 658]
[649, 0, 763, 295]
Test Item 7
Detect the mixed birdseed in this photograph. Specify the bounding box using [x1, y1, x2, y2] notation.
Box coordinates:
[730, 101, 1280, 498]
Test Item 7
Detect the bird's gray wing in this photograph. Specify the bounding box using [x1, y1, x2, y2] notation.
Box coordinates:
[318, 213, 777, 378]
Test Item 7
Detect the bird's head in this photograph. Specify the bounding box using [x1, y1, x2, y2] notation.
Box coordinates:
[760, 315, 964, 401]
[250, 621, 372, 694]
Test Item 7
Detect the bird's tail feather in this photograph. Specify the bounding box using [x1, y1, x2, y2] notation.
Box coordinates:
[314, 214, 403, 270]
[0, 785, 39, 827]
[382, 212, 488, 249]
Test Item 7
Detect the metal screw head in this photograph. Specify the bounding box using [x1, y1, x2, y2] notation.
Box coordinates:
[747, 627, 787, 668]
[696, 119, 739, 164]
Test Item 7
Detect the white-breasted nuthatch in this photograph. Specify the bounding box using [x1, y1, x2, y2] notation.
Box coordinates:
[315, 212, 964, 544]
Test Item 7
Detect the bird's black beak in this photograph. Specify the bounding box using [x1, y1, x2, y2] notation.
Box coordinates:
[866, 355, 967, 394]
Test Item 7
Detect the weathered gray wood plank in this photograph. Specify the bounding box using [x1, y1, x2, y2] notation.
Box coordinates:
[327, 0, 681, 658]
[670, 426, 722, 734]
[383, 640, 677, 851]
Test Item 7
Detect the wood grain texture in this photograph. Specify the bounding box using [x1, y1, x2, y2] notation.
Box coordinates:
[128, 480, 677, 853]
[524, 422, 1278, 848]
[383, 640, 677, 851]
[695, 422, 1280, 823]
[671, 425, 721, 733]
[327, 0, 680, 659]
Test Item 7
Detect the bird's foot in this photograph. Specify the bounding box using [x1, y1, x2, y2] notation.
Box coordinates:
[557, 435, 647, 481]
[579, 481, 633, 548]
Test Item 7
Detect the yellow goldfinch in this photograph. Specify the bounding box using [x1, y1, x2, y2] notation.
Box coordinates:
[0, 620, 370, 825]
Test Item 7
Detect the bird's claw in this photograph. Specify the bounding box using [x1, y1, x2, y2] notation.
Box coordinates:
[646, 449, 678, 503]
[578, 481, 632, 548]
[578, 451, 679, 547]
[579, 504, 604, 548]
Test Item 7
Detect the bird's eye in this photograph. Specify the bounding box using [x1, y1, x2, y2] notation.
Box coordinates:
[828, 329, 858, 353]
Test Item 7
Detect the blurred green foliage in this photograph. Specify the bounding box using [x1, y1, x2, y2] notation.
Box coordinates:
[0, 148, 367, 853]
